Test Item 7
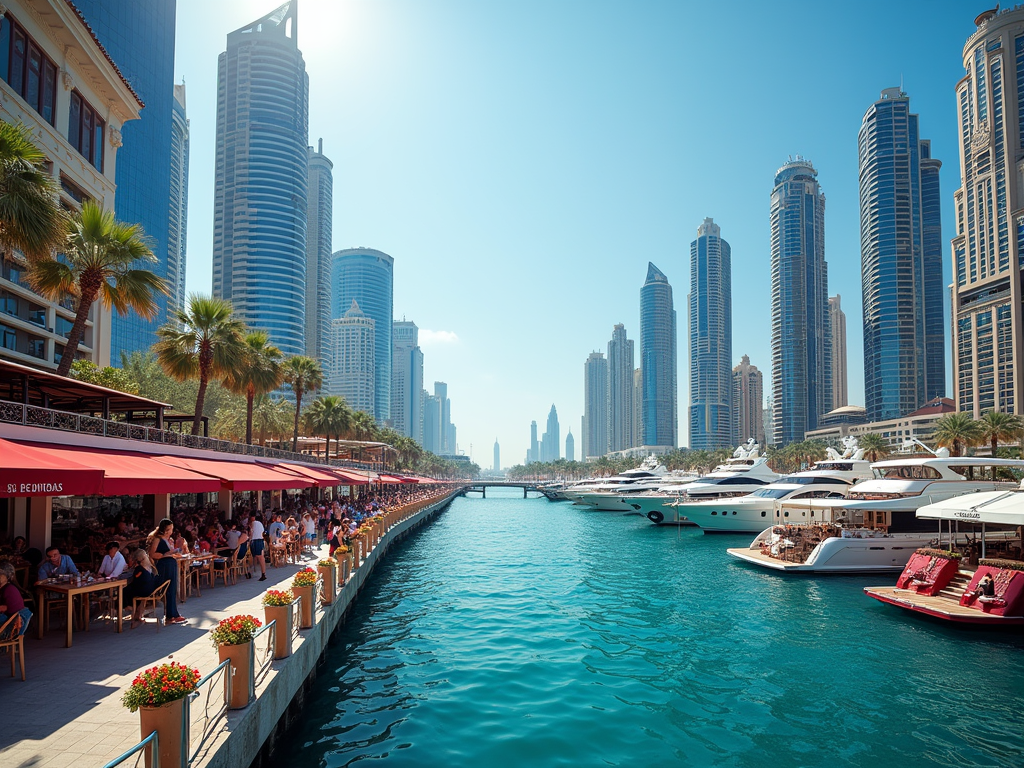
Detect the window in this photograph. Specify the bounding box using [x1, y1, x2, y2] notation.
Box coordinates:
[68, 91, 104, 171]
[0, 14, 58, 125]
[0, 324, 15, 351]
[0, 291, 17, 317]
[26, 335, 44, 359]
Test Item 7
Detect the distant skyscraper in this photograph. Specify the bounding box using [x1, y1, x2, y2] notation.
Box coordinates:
[583, 352, 609, 459]
[829, 295, 848, 410]
[434, 382, 451, 454]
[732, 355, 764, 446]
[306, 139, 333, 363]
[565, 429, 575, 462]
[689, 218, 732, 450]
[607, 324, 634, 452]
[640, 263, 677, 447]
[632, 368, 643, 448]
[493, 438, 500, 472]
[392, 321, 423, 442]
[332, 248, 394, 422]
[540, 404, 560, 462]
[167, 81, 189, 314]
[860, 88, 944, 421]
[529, 420, 539, 464]
[74, 0, 177, 360]
[328, 300, 375, 415]
[770, 158, 831, 445]
[422, 392, 441, 454]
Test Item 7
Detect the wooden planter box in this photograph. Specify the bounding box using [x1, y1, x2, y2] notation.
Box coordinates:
[139, 697, 187, 768]
[217, 641, 255, 709]
[293, 583, 317, 629]
[317, 565, 337, 605]
[264, 601, 297, 659]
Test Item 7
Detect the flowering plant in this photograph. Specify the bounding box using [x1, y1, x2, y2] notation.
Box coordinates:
[292, 567, 317, 588]
[334, 544, 351, 554]
[317, 559, 337, 568]
[121, 662, 201, 712]
[209, 614, 261, 648]
[262, 589, 294, 607]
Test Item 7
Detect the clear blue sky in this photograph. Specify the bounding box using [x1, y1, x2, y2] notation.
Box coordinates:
[175, 0, 973, 466]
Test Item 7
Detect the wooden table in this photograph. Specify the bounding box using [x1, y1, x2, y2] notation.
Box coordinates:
[35, 578, 127, 648]
[178, 554, 216, 603]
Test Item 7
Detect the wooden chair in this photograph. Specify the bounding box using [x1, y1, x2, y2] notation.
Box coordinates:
[0, 613, 28, 680]
[132, 581, 171, 630]
[188, 560, 212, 597]
[211, 552, 233, 587]
[230, 549, 253, 583]
[269, 541, 287, 568]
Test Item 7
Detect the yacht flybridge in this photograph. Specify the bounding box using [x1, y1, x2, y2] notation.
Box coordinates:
[564, 455, 668, 503]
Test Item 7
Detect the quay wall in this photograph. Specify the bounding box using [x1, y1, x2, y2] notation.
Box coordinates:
[197, 492, 459, 768]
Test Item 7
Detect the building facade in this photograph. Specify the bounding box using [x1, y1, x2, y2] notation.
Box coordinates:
[860, 88, 945, 421]
[540, 404, 560, 462]
[583, 351, 609, 459]
[327, 300, 374, 415]
[74, 0, 176, 362]
[422, 392, 441, 454]
[391, 320, 423, 442]
[689, 218, 732, 450]
[607, 323, 634, 452]
[732, 355, 764, 446]
[770, 157, 831, 446]
[632, 368, 643, 448]
[565, 429, 574, 462]
[806, 398, 955, 449]
[434, 382, 451, 454]
[0, 0, 143, 371]
[167, 81, 188, 314]
[493, 438, 500, 472]
[332, 248, 393, 422]
[952, 7, 1024, 417]
[640, 263, 677, 448]
[213, 2, 309, 357]
[528, 420, 539, 464]
[306, 139, 333, 363]
[829, 295, 848, 410]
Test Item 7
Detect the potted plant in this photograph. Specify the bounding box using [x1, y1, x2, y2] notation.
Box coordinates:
[333, 544, 351, 583]
[210, 614, 261, 709]
[317, 558, 338, 604]
[292, 567, 319, 628]
[122, 661, 201, 768]
[262, 589, 297, 659]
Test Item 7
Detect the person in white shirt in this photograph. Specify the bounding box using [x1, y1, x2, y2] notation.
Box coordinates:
[250, 515, 267, 581]
[98, 541, 128, 579]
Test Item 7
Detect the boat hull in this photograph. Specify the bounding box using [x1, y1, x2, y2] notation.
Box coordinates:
[863, 587, 1024, 625]
[624, 496, 697, 525]
[575, 493, 638, 512]
[726, 532, 937, 573]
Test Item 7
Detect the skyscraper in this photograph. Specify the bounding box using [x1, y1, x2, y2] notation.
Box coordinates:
[493, 438, 500, 472]
[770, 158, 831, 445]
[952, 7, 1024, 417]
[306, 139, 333, 363]
[688, 218, 732, 450]
[583, 352, 609, 459]
[860, 88, 945, 421]
[565, 429, 575, 462]
[829, 295, 848, 410]
[732, 355, 764, 446]
[540, 404, 560, 462]
[327, 300, 375, 415]
[607, 324, 634, 452]
[632, 368, 643, 448]
[434, 382, 451, 454]
[640, 263, 677, 448]
[528, 420, 539, 464]
[422, 392, 441, 454]
[392, 321, 423, 442]
[167, 81, 189, 314]
[332, 248, 394, 422]
[74, 0, 177, 360]
[213, 2, 309, 357]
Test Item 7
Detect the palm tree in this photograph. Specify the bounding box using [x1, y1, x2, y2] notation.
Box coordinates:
[153, 294, 246, 435]
[304, 395, 352, 460]
[283, 356, 323, 452]
[857, 433, 889, 462]
[348, 410, 378, 442]
[977, 410, 1024, 457]
[223, 330, 284, 445]
[28, 200, 167, 377]
[932, 412, 983, 457]
[0, 121, 66, 259]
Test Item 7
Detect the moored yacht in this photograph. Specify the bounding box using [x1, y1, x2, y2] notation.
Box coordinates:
[564, 455, 667, 504]
[574, 470, 699, 512]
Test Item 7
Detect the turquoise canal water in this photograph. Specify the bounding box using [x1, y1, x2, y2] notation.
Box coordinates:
[285, 491, 1024, 768]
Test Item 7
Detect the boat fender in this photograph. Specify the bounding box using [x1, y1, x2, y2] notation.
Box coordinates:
[647, 510, 665, 524]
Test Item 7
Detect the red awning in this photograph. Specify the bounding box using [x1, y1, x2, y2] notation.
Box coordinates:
[378, 474, 414, 484]
[0, 439, 104, 498]
[264, 462, 349, 487]
[329, 468, 371, 485]
[154, 456, 314, 491]
[20, 443, 222, 496]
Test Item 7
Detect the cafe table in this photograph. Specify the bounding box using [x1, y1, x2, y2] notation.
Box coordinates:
[35, 577, 128, 648]
[178, 553, 216, 602]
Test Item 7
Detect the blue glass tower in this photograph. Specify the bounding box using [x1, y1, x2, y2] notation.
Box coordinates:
[213, 2, 309, 357]
[688, 218, 732, 450]
[770, 158, 830, 446]
[331, 248, 394, 422]
[640, 263, 677, 448]
[860, 88, 945, 422]
[72, 0, 177, 362]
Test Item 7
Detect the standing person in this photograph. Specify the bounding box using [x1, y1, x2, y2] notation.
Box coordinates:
[148, 519, 186, 625]
[250, 513, 268, 581]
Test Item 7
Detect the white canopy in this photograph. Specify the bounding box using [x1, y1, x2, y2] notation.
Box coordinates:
[916, 489, 1024, 527]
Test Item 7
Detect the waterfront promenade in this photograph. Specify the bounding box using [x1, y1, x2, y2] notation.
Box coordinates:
[1, 491, 458, 768]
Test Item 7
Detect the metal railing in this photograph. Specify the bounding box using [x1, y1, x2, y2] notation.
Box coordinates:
[102, 730, 158, 768]
[186, 659, 231, 766]
[252, 619, 277, 685]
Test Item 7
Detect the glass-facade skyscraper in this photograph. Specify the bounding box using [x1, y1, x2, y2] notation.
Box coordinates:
[213, 2, 309, 357]
[607, 324, 634, 452]
[859, 88, 945, 422]
[73, 0, 177, 362]
[168, 82, 188, 314]
[688, 218, 732, 450]
[770, 158, 831, 446]
[583, 352, 608, 459]
[332, 248, 394, 422]
[306, 139, 333, 363]
[640, 263, 677, 448]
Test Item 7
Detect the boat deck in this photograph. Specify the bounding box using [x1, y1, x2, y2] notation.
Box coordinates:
[726, 547, 808, 570]
[863, 586, 1024, 625]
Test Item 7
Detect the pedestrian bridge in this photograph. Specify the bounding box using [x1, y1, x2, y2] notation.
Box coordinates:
[458, 481, 549, 499]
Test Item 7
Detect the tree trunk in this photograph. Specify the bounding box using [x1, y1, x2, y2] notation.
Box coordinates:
[55, 281, 100, 378]
[292, 389, 303, 452]
[325, 432, 331, 461]
[193, 376, 208, 435]
[245, 387, 254, 445]
[992, 436, 998, 457]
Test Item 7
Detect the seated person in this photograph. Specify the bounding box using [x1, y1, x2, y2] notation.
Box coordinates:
[974, 573, 996, 600]
[122, 550, 160, 627]
[268, 514, 286, 542]
[98, 541, 128, 579]
[0, 562, 30, 634]
[37, 546, 80, 582]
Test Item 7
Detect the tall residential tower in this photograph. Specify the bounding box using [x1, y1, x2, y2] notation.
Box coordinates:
[640, 263, 677, 448]
[583, 352, 609, 459]
[732, 355, 764, 446]
[306, 139, 333, 363]
[829, 295, 848, 410]
[391, 321, 423, 442]
[607, 324, 634, 452]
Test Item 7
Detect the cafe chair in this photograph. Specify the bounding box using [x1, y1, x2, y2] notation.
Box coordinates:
[0, 612, 29, 681]
[132, 581, 171, 631]
[211, 552, 233, 587]
[188, 560, 212, 597]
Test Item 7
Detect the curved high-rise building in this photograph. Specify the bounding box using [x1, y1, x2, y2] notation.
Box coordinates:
[689, 218, 732, 450]
[168, 82, 189, 314]
[331, 248, 394, 422]
[770, 158, 830, 446]
[306, 139, 333, 363]
[640, 263, 677, 448]
[213, 2, 309, 357]
[859, 88, 944, 422]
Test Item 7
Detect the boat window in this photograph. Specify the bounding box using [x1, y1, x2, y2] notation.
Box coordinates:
[761, 511, 766, 517]
[815, 462, 852, 471]
[750, 488, 793, 499]
[718, 477, 767, 486]
[875, 465, 943, 480]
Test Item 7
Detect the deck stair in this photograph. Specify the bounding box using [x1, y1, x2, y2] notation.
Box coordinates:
[937, 570, 974, 602]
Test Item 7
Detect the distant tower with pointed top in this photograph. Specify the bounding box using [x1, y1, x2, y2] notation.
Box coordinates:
[493, 438, 500, 472]
[565, 429, 575, 462]
[328, 299, 375, 415]
[640, 263, 677, 447]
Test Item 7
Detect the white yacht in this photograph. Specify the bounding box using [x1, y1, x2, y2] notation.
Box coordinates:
[574, 470, 700, 512]
[726, 456, 1024, 573]
[564, 455, 667, 504]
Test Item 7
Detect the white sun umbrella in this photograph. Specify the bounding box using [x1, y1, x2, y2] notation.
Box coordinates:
[916, 485, 1024, 557]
